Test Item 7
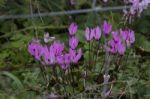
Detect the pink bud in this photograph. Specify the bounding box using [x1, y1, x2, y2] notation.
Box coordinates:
[68, 22, 78, 35]
[94, 26, 101, 40]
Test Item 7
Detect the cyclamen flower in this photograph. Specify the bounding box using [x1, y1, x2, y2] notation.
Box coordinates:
[69, 48, 82, 63]
[57, 49, 82, 69]
[94, 26, 101, 40]
[34, 45, 43, 60]
[85, 27, 94, 41]
[69, 36, 79, 49]
[120, 29, 128, 41]
[107, 38, 126, 55]
[41, 42, 64, 65]
[117, 42, 126, 55]
[56, 54, 71, 70]
[57, 55, 64, 65]
[127, 30, 135, 44]
[28, 39, 43, 60]
[68, 22, 78, 35]
[130, 0, 140, 15]
[112, 31, 120, 43]
[103, 21, 112, 35]
[51, 42, 64, 56]
[56, 55, 67, 70]
[107, 39, 117, 54]
[124, 0, 150, 18]
[42, 46, 56, 65]
[108, 29, 135, 55]
[120, 29, 135, 47]
[64, 53, 71, 65]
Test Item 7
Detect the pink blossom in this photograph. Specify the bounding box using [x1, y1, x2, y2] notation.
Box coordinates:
[68, 22, 78, 35]
[112, 31, 120, 43]
[94, 26, 101, 40]
[107, 38, 126, 55]
[42, 46, 56, 65]
[85, 27, 94, 41]
[106, 39, 117, 54]
[69, 36, 79, 49]
[103, 20, 112, 35]
[56, 54, 71, 70]
[69, 48, 82, 63]
[120, 29, 135, 47]
[51, 42, 64, 56]
[117, 42, 126, 55]
[28, 39, 43, 60]
[124, 0, 150, 17]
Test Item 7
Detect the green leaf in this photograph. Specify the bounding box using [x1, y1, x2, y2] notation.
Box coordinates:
[135, 33, 150, 52]
[76, 30, 85, 43]
[1, 71, 24, 89]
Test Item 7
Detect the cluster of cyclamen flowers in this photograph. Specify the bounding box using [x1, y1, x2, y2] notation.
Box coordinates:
[84, 21, 135, 55]
[28, 23, 82, 70]
[124, 0, 150, 17]
[106, 29, 135, 55]
[103, 0, 150, 17]
[28, 21, 135, 70]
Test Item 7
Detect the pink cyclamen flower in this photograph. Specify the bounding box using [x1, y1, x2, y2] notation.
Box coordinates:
[124, 0, 150, 17]
[64, 53, 71, 65]
[112, 31, 120, 43]
[69, 36, 79, 49]
[127, 30, 135, 44]
[85, 27, 94, 41]
[57, 55, 64, 65]
[28, 39, 42, 60]
[120, 29, 135, 47]
[94, 26, 101, 40]
[57, 54, 71, 70]
[106, 39, 117, 54]
[69, 48, 82, 63]
[117, 42, 126, 55]
[120, 29, 128, 41]
[34, 45, 43, 60]
[28, 42, 36, 56]
[41, 46, 49, 64]
[103, 20, 112, 35]
[51, 42, 64, 56]
[107, 37, 126, 55]
[42, 46, 56, 65]
[68, 22, 78, 35]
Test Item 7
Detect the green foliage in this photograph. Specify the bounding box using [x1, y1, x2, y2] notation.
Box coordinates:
[1, 71, 24, 89]
[0, 0, 150, 98]
[135, 33, 150, 52]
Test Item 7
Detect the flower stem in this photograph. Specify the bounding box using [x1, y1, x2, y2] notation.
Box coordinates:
[70, 67, 75, 93]
[101, 36, 111, 99]
[89, 41, 91, 69]
[94, 41, 101, 67]
[61, 69, 67, 96]
[38, 62, 48, 89]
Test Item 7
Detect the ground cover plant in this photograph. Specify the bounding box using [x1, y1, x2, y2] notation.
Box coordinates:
[0, 0, 150, 99]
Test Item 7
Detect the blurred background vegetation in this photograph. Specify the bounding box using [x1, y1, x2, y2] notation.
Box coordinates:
[0, 0, 150, 98]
